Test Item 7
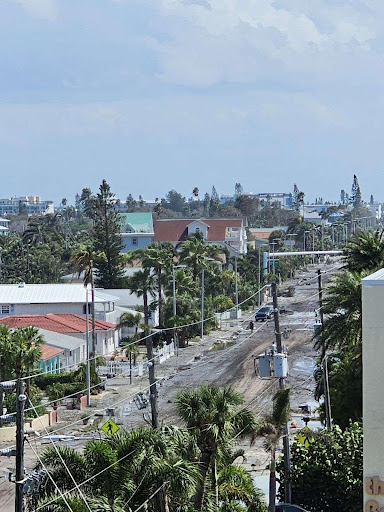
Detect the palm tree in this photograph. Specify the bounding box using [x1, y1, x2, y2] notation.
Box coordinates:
[131, 243, 174, 327]
[218, 465, 266, 512]
[126, 269, 156, 328]
[343, 229, 384, 273]
[176, 385, 256, 511]
[252, 388, 290, 512]
[178, 234, 220, 282]
[12, 326, 44, 396]
[33, 428, 200, 512]
[70, 246, 105, 359]
[116, 311, 142, 384]
[192, 187, 199, 198]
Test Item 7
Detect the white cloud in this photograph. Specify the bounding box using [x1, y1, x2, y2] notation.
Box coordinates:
[8, 0, 57, 20]
[151, 0, 377, 85]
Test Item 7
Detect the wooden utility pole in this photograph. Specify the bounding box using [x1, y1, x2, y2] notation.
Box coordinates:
[15, 379, 26, 512]
[272, 283, 292, 503]
[317, 269, 332, 430]
[145, 335, 159, 429]
[271, 282, 291, 505]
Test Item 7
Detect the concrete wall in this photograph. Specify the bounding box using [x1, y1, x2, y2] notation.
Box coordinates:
[362, 273, 384, 511]
[0, 411, 56, 442]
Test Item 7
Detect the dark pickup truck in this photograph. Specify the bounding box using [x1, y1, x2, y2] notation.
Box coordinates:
[255, 305, 274, 321]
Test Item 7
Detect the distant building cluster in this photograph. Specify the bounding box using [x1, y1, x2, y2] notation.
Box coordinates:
[0, 196, 54, 216]
[220, 192, 292, 209]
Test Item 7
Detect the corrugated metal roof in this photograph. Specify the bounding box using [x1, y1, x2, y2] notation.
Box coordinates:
[0, 314, 115, 333]
[38, 328, 84, 351]
[119, 212, 154, 233]
[0, 283, 119, 304]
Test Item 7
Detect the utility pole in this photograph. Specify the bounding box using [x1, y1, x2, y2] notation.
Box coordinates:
[317, 269, 332, 430]
[145, 335, 158, 429]
[271, 282, 291, 505]
[234, 255, 238, 317]
[85, 289, 91, 406]
[15, 379, 26, 512]
[201, 268, 205, 341]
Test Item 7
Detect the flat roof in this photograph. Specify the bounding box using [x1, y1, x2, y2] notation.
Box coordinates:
[362, 268, 384, 285]
[0, 283, 119, 304]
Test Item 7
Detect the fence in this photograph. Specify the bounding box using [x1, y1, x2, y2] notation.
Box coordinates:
[97, 341, 175, 377]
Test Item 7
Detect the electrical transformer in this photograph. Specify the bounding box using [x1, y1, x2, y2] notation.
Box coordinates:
[273, 352, 288, 378]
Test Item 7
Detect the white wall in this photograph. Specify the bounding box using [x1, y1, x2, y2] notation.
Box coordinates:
[362, 273, 384, 511]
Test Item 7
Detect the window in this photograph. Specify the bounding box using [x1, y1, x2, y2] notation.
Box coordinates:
[83, 304, 91, 314]
[132, 238, 138, 246]
[1, 305, 10, 314]
[195, 227, 200, 232]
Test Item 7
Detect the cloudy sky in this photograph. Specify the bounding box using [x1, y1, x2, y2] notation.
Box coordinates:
[1, 0, 383, 203]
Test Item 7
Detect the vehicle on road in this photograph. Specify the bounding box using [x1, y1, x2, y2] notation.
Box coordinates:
[255, 305, 274, 322]
[276, 504, 311, 512]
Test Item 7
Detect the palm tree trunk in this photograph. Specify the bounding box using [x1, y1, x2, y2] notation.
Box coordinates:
[194, 451, 212, 511]
[268, 448, 277, 512]
[144, 291, 149, 327]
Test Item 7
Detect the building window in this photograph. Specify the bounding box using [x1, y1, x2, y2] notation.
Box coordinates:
[132, 238, 138, 245]
[1, 305, 10, 315]
[83, 304, 91, 314]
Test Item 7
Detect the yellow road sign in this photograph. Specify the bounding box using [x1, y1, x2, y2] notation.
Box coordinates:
[296, 426, 314, 448]
[101, 419, 120, 437]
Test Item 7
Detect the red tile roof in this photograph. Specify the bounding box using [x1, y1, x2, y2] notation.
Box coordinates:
[40, 345, 64, 361]
[154, 218, 243, 243]
[0, 314, 115, 334]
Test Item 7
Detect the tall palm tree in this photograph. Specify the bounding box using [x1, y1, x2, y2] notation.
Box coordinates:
[176, 385, 256, 511]
[130, 244, 174, 327]
[252, 388, 290, 512]
[126, 269, 156, 328]
[70, 246, 105, 359]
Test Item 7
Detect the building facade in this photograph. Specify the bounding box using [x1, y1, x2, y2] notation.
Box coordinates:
[119, 212, 154, 253]
[0, 196, 54, 216]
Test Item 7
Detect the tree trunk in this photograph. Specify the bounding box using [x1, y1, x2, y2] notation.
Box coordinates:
[158, 268, 162, 327]
[268, 448, 277, 512]
[144, 291, 149, 327]
[194, 451, 212, 511]
[213, 459, 219, 511]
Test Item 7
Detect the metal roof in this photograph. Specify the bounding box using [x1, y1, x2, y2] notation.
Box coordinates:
[0, 283, 119, 304]
[38, 328, 84, 351]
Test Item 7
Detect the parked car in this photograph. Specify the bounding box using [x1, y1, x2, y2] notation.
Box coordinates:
[255, 305, 274, 321]
[276, 504, 310, 512]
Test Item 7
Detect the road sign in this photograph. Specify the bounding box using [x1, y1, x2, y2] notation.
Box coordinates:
[296, 426, 314, 448]
[101, 419, 120, 437]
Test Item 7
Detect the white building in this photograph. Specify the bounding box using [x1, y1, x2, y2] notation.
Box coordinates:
[0, 217, 9, 235]
[0, 283, 119, 322]
[362, 269, 384, 511]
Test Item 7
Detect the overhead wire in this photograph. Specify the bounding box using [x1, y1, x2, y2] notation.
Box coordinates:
[28, 397, 94, 512]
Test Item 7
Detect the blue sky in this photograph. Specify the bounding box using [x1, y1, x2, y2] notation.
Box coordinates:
[1, 0, 383, 204]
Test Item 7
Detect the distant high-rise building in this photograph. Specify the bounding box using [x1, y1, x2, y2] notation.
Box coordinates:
[0, 196, 54, 215]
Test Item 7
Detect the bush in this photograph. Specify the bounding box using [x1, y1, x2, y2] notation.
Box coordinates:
[277, 423, 362, 512]
[46, 382, 85, 402]
[34, 372, 73, 391]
